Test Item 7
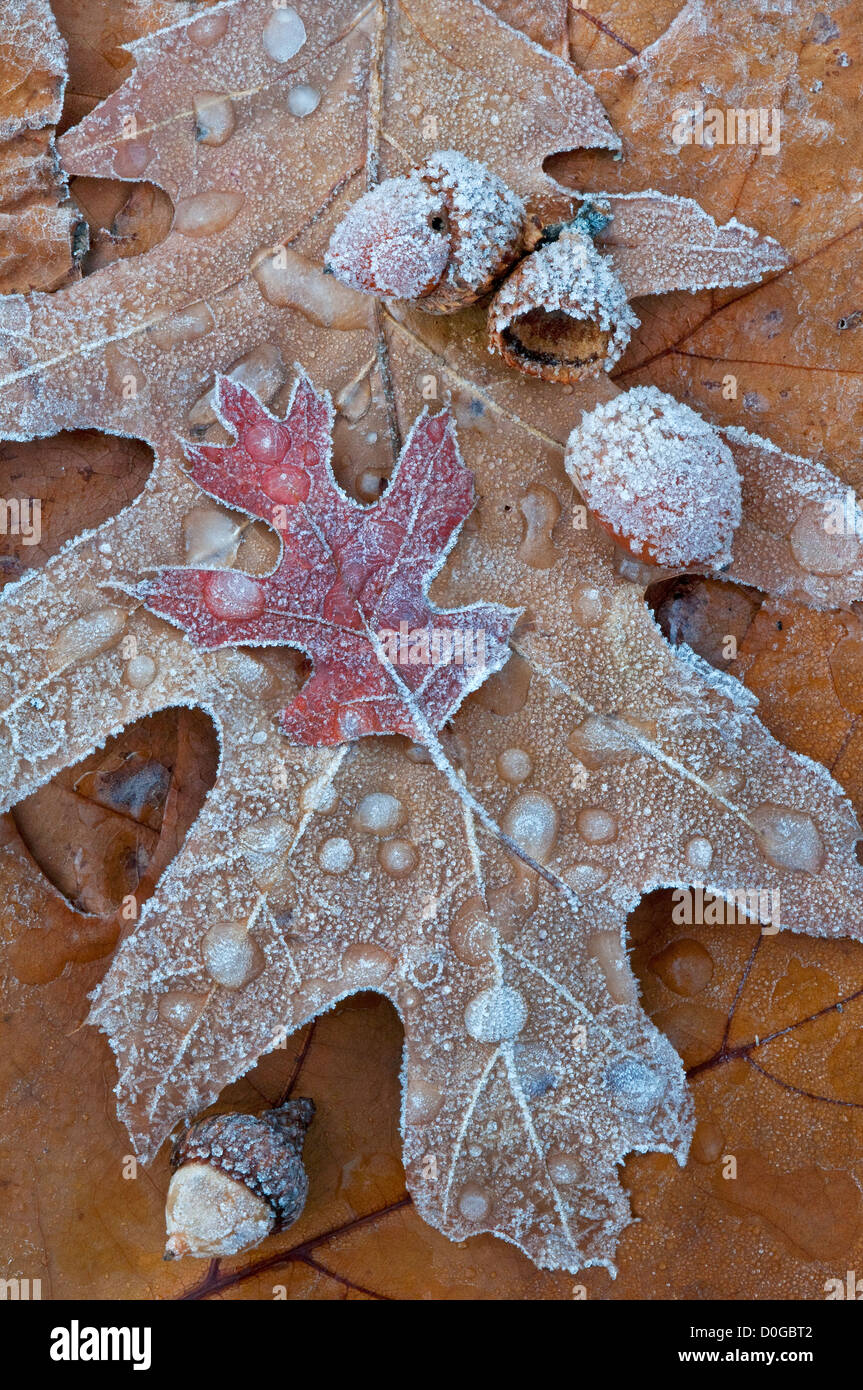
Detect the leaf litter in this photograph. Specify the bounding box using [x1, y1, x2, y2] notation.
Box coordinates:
[1, 0, 863, 1292]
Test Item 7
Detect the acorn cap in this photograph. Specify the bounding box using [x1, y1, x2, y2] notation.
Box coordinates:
[326, 151, 527, 314]
[488, 226, 638, 382]
[170, 1098, 314, 1234]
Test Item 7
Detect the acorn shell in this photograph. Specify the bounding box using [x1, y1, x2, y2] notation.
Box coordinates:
[166, 1098, 314, 1258]
[326, 151, 528, 314]
[565, 386, 742, 569]
[487, 227, 638, 382]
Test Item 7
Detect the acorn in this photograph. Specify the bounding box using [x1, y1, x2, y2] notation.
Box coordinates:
[325, 150, 528, 313]
[488, 223, 637, 383]
[565, 386, 742, 570]
[164, 1098, 314, 1259]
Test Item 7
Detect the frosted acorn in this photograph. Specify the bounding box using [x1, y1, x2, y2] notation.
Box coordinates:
[164, 1098, 314, 1259]
[325, 150, 529, 313]
[488, 220, 638, 383]
[565, 386, 742, 569]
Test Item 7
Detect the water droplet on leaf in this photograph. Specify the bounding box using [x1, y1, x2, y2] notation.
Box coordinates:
[751, 803, 825, 873]
[464, 984, 527, 1041]
[318, 836, 354, 874]
[263, 7, 307, 63]
[502, 791, 558, 864]
[202, 921, 265, 989]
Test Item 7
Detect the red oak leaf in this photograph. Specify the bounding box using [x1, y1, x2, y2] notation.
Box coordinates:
[142, 372, 518, 746]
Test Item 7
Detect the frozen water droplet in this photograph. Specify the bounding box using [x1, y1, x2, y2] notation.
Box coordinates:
[189, 12, 229, 46]
[691, 1119, 724, 1164]
[158, 989, 207, 1031]
[300, 777, 339, 815]
[183, 507, 242, 566]
[238, 815, 292, 858]
[114, 140, 152, 178]
[751, 803, 824, 873]
[318, 836, 354, 874]
[708, 764, 745, 797]
[261, 464, 310, 505]
[216, 648, 273, 694]
[405, 742, 432, 764]
[174, 190, 245, 238]
[449, 897, 496, 964]
[51, 606, 127, 669]
[287, 84, 321, 117]
[252, 245, 370, 329]
[464, 984, 527, 1041]
[378, 838, 419, 878]
[587, 930, 637, 1005]
[561, 861, 609, 895]
[685, 835, 713, 871]
[341, 941, 394, 985]
[790, 503, 860, 576]
[606, 1057, 664, 1111]
[576, 806, 618, 845]
[567, 714, 650, 769]
[203, 570, 266, 620]
[150, 300, 216, 351]
[194, 92, 236, 146]
[547, 1151, 584, 1184]
[202, 921, 265, 989]
[353, 792, 404, 835]
[517, 485, 560, 569]
[487, 874, 537, 939]
[335, 374, 372, 422]
[263, 7, 307, 62]
[457, 1182, 491, 1221]
[572, 583, 604, 626]
[357, 469, 387, 501]
[513, 1041, 558, 1098]
[123, 654, 157, 689]
[496, 747, 532, 784]
[244, 420, 291, 465]
[190, 344, 287, 429]
[502, 791, 558, 864]
[404, 1077, 443, 1125]
[650, 938, 714, 996]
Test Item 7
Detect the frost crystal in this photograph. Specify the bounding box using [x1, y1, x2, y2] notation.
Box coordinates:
[566, 386, 742, 568]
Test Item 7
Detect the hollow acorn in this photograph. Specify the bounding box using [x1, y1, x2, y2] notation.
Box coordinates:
[325, 150, 528, 313]
[565, 386, 742, 569]
[164, 1098, 314, 1259]
[488, 222, 638, 383]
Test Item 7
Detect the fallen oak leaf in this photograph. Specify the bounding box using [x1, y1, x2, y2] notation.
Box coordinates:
[594, 190, 789, 298]
[3, 0, 863, 1286]
[142, 371, 517, 746]
[0, 0, 80, 294]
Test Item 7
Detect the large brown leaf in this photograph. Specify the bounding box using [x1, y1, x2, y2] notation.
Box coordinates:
[2, 0, 863, 1300]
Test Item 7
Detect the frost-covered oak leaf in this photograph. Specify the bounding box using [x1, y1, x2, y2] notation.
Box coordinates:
[3, 0, 863, 1283]
[142, 373, 517, 745]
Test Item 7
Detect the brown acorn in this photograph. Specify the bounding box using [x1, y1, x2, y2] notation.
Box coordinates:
[565, 386, 742, 569]
[164, 1098, 314, 1259]
[325, 150, 528, 314]
[488, 223, 638, 383]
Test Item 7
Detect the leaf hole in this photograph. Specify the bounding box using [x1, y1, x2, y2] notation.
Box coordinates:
[0, 430, 153, 589]
[11, 707, 220, 922]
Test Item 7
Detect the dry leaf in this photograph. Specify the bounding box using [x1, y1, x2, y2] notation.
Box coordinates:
[2, 0, 863, 1298]
[0, 0, 79, 293]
